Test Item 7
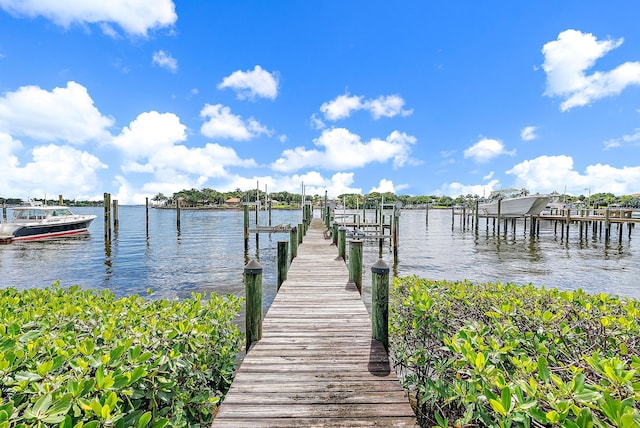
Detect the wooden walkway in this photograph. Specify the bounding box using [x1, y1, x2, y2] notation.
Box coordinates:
[213, 219, 417, 427]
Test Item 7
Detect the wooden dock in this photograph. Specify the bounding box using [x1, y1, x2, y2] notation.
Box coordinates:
[213, 219, 417, 427]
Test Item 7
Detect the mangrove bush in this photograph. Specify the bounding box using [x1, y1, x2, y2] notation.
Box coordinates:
[390, 277, 639, 427]
[0, 283, 243, 427]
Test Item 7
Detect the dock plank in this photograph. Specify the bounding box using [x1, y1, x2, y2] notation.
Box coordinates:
[212, 219, 417, 427]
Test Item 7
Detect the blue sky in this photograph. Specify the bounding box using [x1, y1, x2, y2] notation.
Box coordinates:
[1, 1, 640, 204]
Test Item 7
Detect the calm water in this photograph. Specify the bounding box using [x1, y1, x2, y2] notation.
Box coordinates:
[1, 207, 638, 309]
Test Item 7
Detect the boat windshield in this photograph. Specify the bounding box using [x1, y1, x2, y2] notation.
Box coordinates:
[52, 209, 73, 216]
[13, 209, 45, 220]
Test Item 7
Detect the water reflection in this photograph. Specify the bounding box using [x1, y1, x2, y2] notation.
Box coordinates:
[1, 207, 639, 304]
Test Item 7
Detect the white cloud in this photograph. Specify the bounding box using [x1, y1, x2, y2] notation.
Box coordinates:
[319, 92, 412, 121]
[603, 128, 640, 149]
[320, 94, 364, 121]
[483, 171, 495, 180]
[438, 180, 501, 198]
[506, 155, 640, 195]
[370, 179, 395, 193]
[272, 128, 419, 172]
[0, 142, 107, 200]
[366, 95, 414, 119]
[200, 104, 271, 140]
[0, 81, 114, 144]
[463, 138, 515, 162]
[112, 111, 187, 159]
[521, 126, 537, 141]
[152, 50, 177, 73]
[542, 29, 640, 111]
[218, 65, 279, 100]
[309, 113, 326, 130]
[0, 0, 177, 37]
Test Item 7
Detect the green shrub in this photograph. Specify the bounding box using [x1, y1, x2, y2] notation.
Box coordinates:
[390, 277, 640, 427]
[0, 283, 243, 427]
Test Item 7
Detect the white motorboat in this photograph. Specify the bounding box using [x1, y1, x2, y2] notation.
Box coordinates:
[0, 203, 96, 242]
[477, 189, 550, 217]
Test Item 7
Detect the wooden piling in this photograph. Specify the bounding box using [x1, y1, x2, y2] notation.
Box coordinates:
[244, 259, 263, 352]
[2, 203, 6, 221]
[103, 192, 111, 239]
[145, 197, 149, 236]
[297, 222, 303, 244]
[112, 200, 119, 232]
[348, 239, 363, 294]
[290, 226, 298, 262]
[277, 240, 288, 291]
[58, 194, 63, 205]
[243, 204, 249, 250]
[176, 198, 181, 231]
[371, 258, 390, 352]
[338, 226, 347, 260]
[332, 221, 338, 245]
[496, 199, 501, 235]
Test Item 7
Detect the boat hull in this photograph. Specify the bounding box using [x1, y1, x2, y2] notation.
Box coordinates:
[478, 195, 550, 217]
[9, 218, 95, 241]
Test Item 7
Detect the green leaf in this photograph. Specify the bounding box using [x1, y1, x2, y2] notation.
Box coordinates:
[537, 356, 550, 383]
[136, 412, 152, 428]
[489, 398, 507, 416]
[501, 387, 512, 414]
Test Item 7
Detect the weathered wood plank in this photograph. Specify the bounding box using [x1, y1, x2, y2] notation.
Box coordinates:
[212, 218, 416, 427]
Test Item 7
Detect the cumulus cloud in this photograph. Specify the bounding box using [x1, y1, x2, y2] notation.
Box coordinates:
[0, 141, 107, 200]
[218, 65, 279, 100]
[112, 111, 256, 178]
[507, 155, 640, 195]
[370, 179, 396, 193]
[152, 50, 177, 73]
[271, 128, 419, 172]
[0, 0, 177, 37]
[200, 104, 271, 140]
[463, 138, 515, 162]
[542, 29, 640, 111]
[521, 126, 537, 141]
[319, 92, 412, 121]
[0, 81, 114, 144]
[438, 180, 501, 198]
[112, 111, 187, 159]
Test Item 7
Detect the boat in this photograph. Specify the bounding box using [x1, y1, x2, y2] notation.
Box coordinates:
[0, 203, 96, 242]
[477, 189, 550, 217]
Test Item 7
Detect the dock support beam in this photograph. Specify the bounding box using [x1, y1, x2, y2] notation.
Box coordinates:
[277, 241, 288, 291]
[338, 226, 347, 260]
[290, 226, 298, 262]
[244, 259, 263, 352]
[348, 239, 363, 294]
[372, 258, 390, 352]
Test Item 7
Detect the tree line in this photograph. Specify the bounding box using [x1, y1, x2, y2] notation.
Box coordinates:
[2, 190, 638, 209]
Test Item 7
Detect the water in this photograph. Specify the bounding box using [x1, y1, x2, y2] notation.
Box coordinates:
[1, 207, 639, 308]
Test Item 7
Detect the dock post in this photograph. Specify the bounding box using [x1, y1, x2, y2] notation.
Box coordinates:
[176, 199, 181, 232]
[425, 203, 429, 225]
[371, 258, 390, 352]
[496, 200, 501, 235]
[243, 204, 249, 250]
[393, 212, 399, 262]
[332, 221, 338, 245]
[565, 209, 571, 240]
[290, 226, 298, 262]
[58, 194, 63, 205]
[103, 192, 111, 240]
[474, 200, 479, 233]
[244, 259, 263, 352]
[2, 203, 6, 221]
[338, 226, 347, 260]
[604, 208, 611, 241]
[348, 239, 363, 294]
[298, 223, 303, 244]
[145, 197, 149, 236]
[112, 200, 119, 233]
[277, 241, 288, 291]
